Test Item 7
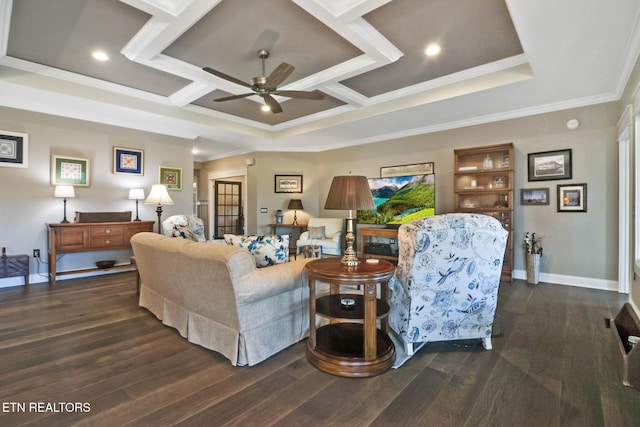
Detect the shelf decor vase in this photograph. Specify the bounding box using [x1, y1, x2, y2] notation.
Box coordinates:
[526, 253, 541, 285]
[482, 154, 494, 169]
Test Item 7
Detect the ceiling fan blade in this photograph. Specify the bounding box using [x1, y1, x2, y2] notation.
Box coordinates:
[272, 90, 325, 100]
[214, 93, 254, 102]
[263, 94, 283, 113]
[203, 67, 252, 89]
[266, 63, 294, 88]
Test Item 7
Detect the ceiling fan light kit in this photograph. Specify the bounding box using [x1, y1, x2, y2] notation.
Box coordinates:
[203, 49, 324, 113]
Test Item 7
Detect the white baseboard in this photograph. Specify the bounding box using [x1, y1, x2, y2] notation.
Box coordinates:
[512, 269, 620, 292]
[0, 267, 135, 289]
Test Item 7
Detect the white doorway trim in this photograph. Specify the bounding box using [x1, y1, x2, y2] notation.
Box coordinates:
[618, 105, 633, 294]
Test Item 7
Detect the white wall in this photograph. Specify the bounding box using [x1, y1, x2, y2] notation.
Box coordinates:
[0, 107, 194, 287]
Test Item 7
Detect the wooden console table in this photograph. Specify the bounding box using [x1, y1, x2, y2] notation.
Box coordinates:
[47, 221, 154, 285]
[305, 257, 396, 377]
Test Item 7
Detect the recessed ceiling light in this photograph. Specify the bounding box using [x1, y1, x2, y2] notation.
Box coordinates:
[91, 50, 109, 62]
[424, 43, 441, 57]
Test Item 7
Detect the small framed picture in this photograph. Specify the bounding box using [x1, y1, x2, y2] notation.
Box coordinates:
[521, 188, 550, 205]
[51, 155, 90, 186]
[113, 146, 144, 175]
[0, 130, 28, 168]
[557, 183, 587, 212]
[528, 149, 572, 181]
[274, 174, 303, 193]
[159, 166, 182, 190]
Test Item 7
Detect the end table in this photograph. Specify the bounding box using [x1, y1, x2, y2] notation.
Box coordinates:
[305, 257, 395, 377]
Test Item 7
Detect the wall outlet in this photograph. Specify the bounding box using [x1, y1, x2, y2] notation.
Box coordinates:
[33, 249, 40, 258]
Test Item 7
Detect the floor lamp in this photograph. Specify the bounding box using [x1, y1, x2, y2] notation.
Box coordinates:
[144, 184, 174, 234]
[324, 173, 375, 267]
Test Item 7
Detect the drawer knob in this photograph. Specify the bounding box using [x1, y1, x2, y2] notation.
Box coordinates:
[105, 240, 111, 245]
[105, 229, 111, 234]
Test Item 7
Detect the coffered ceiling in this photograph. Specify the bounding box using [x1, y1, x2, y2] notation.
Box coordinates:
[1, 0, 639, 161]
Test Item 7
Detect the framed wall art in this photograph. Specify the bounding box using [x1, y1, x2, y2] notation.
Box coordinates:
[113, 146, 144, 175]
[521, 188, 550, 205]
[380, 162, 434, 177]
[51, 155, 90, 186]
[557, 183, 587, 212]
[274, 174, 303, 193]
[527, 149, 572, 181]
[159, 166, 182, 190]
[0, 130, 28, 168]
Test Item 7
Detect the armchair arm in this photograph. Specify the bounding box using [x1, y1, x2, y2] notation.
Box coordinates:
[298, 231, 310, 240]
[331, 231, 342, 242]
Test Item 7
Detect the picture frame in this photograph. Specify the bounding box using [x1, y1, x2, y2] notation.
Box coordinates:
[527, 149, 572, 181]
[557, 183, 587, 212]
[274, 174, 303, 193]
[159, 166, 182, 190]
[380, 162, 434, 177]
[0, 130, 28, 168]
[113, 146, 144, 175]
[521, 188, 550, 205]
[51, 155, 90, 186]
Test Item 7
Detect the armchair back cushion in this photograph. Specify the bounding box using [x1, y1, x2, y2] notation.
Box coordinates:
[390, 213, 508, 348]
[296, 217, 344, 256]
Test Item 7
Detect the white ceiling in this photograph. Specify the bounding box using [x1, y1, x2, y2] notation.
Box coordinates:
[1, 0, 639, 162]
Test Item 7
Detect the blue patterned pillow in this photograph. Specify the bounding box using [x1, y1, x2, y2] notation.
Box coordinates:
[223, 234, 290, 267]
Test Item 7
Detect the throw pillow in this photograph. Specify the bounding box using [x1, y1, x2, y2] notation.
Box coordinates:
[223, 234, 290, 267]
[171, 224, 198, 241]
[308, 226, 326, 239]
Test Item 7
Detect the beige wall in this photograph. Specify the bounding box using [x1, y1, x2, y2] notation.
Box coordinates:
[0, 107, 194, 286]
[201, 103, 620, 284]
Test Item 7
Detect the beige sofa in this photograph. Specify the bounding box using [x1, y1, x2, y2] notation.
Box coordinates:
[130, 232, 314, 366]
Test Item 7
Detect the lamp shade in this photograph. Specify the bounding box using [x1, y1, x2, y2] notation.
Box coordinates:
[128, 188, 145, 200]
[54, 185, 75, 199]
[287, 198, 304, 210]
[144, 184, 174, 205]
[324, 175, 374, 211]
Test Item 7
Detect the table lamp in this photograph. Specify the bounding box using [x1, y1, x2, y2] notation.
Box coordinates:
[287, 198, 304, 225]
[144, 184, 173, 234]
[324, 173, 374, 267]
[128, 188, 145, 221]
[54, 185, 75, 223]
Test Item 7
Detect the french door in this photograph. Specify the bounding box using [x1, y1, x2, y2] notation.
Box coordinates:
[214, 181, 244, 239]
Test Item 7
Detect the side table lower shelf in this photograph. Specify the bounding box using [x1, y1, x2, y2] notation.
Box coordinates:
[306, 323, 395, 377]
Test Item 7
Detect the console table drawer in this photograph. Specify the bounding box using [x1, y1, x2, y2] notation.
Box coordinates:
[56, 228, 90, 251]
[90, 225, 125, 238]
[90, 235, 126, 249]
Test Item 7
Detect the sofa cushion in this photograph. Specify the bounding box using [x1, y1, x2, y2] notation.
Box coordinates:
[224, 234, 290, 267]
[170, 224, 199, 241]
[308, 226, 326, 239]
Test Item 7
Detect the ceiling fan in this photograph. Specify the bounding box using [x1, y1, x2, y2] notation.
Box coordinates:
[203, 49, 324, 113]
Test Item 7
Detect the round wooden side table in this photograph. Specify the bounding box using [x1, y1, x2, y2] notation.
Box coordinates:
[305, 257, 395, 377]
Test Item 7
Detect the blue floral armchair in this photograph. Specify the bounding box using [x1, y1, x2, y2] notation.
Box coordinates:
[389, 213, 508, 355]
[162, 215, 207, 242]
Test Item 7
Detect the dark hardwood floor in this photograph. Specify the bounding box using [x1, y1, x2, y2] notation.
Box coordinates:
[1, 272, 639, 426]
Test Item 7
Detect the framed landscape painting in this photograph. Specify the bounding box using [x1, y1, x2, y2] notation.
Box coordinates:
[113, 146, 144, 175]
[527, 149, 572, 181]
[159, 166, 182, 190]
[274, 174, 303, 193]
[0, 130, 28, 168]
[51, 155, 90, 186]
